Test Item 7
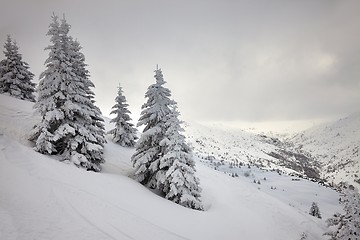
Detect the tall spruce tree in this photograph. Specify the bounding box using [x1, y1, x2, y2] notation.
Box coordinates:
[0, 35, 36, 101]
[131, 67, 174, 187]
[156, 105, 203, 210]
[108, 84, 137, 147]
[29, 14, 64, 155]
[70, 37, 106, 167]
[30, 14, 105, 171]
[132, 67, 203, 210]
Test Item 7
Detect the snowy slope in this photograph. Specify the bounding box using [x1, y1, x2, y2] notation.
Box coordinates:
[290, 113, 360, 186]
[184, 122, 320, 179]
[184, 121, 277, 164]
[0, 94, 342, 240]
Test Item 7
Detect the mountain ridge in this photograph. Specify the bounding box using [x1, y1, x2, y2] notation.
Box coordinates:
[184, 113, 359, 187]
[289, 112, 360, 185]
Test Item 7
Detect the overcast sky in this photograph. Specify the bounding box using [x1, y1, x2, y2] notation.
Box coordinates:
[1, 0, 359, 131]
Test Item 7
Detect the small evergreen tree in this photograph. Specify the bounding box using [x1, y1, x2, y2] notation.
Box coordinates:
[309, 202, 322, 219]
[0, 35, 36, 101]
[324, 184, 360, 239]
[131, 67, 174, 186]
[300, 232, 308, 240]
[155, 106, 203, 210]
[30, 14, 105, 171]
[108, 85, 137, 147]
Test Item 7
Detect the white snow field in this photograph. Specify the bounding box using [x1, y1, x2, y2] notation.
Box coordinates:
[0, 94, 342, 240]
[290, 113, 360, 184]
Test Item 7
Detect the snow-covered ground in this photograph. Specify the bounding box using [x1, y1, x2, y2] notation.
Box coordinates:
[184, 114, 360, 187]
[184, 122, 320, 178]
[290, 113, 360, 185]
[184, 121, 281, 168]
[0, 94, 343, 240]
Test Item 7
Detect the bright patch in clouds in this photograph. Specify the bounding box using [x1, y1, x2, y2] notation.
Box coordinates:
[314, 54, 337, 74]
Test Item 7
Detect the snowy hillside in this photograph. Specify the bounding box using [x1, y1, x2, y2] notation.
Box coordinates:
[184, 122, 320, 179]
[0, 94, 343, 240]
[290, 113, 360, 186]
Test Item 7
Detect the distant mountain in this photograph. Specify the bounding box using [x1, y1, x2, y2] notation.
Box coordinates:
[184, 113, 359, 186]
[183, 122, 321, 180]
[289, 113, 360, 186]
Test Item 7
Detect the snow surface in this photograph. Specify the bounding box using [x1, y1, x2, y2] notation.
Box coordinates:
[183, 122, 295, 173]
[290, 113, 360, 185]
[0, 94, 343, 240]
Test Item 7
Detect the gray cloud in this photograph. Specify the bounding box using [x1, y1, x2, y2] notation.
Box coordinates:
[1, 0, 359, 125]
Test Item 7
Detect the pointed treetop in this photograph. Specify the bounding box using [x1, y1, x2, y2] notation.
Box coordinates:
[154, 65, 165, 85]
[6, 34, 11, 42]
[3, 35, 20, 60]
[116, 83, 123, 95]
[4, 35, 12, 54]
[12, 40, 19, 53]
[50, 12, 59, 24]
[60, 14, 71, 34]
[4, 35, 13, 49]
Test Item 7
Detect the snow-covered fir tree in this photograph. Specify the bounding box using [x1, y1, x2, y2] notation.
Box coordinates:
[131, 67, 174, 187]
[324, 183, 360, 239]
[0, 35, 36, 101]
[132, 67, 203, 210]
[29, 14, 64, 155]
[70, 37, 106, 167]
[108, 84, 137, 147]
[156, 105, 203, 210]
[29, 14, 105, 171]
[309, 202, 322, 219]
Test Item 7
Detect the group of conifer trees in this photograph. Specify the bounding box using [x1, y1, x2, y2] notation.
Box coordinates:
[0, 14, 203, 210]
[0, 13, 359, 223]
[106, 67, 203, 209]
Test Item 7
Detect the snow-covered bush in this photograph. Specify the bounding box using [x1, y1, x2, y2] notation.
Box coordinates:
[309, 202, 322, 219]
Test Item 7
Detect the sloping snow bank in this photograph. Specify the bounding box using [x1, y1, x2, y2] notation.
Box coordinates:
[0, 94, 341, 240]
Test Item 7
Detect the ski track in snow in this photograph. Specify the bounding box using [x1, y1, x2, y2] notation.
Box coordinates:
[0, 134, 190, 240]
[56, 188, 192, 240]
